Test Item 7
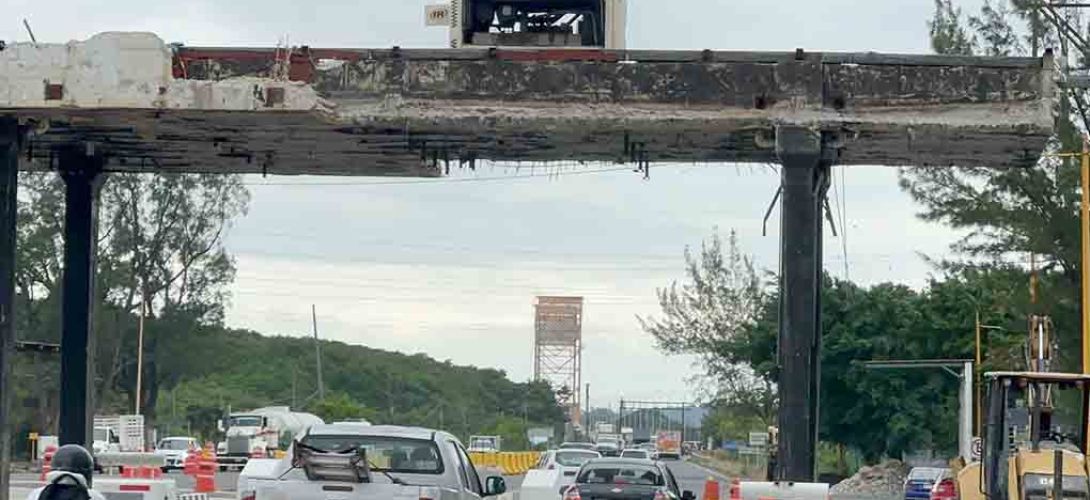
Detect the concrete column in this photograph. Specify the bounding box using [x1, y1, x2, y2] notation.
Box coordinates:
[58, 146, 103, 447]
[774, 127, 833, 482]
[0, 117, 20, 500]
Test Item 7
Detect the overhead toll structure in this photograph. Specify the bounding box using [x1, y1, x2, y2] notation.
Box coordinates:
[533, 296, 584, 425]
[0, 32, 1058, 483]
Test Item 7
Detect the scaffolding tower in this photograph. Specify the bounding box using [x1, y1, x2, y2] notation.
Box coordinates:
[533, 296, 583, 426]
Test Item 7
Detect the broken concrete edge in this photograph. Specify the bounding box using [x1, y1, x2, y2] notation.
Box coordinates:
[1, 32, 329, 112]
[0, 32, 1058, 173]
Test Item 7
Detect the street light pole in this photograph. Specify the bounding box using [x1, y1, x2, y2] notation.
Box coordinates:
[975, 311, 981, 437]
[1082, 136, 1090, 375]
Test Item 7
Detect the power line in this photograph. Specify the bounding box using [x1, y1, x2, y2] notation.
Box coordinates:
[242, 165, 644, 187]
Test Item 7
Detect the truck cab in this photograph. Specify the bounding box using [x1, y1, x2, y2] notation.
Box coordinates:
[958, 372, 1090, 500]
[92, 426, 120, 456]
[448, 0, 626, 49]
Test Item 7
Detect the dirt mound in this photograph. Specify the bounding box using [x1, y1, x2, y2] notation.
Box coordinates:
[830, 460, 909, 496]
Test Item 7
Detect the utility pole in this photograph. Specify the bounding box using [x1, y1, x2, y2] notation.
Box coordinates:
[312, 305, 325, 400]
[1082, 137, 1090, 376]
[135, 299, 146, 415]
[584, 383, 590, 438]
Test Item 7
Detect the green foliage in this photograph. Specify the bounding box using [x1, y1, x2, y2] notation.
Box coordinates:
[639, 231, 775, 427]
[487, 416, 531, 451]
[646, 229, 1049, 462]
[307, 393, 380, 423]
[929, 0, 975, 55]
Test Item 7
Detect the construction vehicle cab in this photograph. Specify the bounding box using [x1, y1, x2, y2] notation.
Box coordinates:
[449, 0, 626, 49]
[959, 372, 1090, 499]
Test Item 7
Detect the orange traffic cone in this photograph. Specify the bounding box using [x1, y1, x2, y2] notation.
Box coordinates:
[704, 477, 721, 500]
[194, 442, 217, 493]
[39, 446, 57, 481]
[183, 447, 199, 477]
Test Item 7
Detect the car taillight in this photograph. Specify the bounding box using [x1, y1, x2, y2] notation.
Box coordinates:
[562, 486, 582, 500]
[653, 489, 669, 500]
[240, 491, 256, 500]
[931, 479, 957, 500]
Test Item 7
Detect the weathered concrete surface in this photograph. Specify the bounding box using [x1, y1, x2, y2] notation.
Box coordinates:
[0, 32, 1057, 175]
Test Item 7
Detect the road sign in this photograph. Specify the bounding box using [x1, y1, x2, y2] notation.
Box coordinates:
[970, 437, 983, 461]
[425, 4, 451, 26]
[748, 431, 769, 448]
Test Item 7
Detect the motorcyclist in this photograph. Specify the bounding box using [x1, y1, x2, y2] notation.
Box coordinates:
[26, 444, 106, 500]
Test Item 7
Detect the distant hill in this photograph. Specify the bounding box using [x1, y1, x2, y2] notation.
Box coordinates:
[12, 316, 565, 455]
[166, 328, 566, 443]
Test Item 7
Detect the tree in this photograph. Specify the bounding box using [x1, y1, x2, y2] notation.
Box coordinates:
[308, 393, 380, 423]
[642, 230, 1044, 461]
[929, 0, 975, 55]
[14, 172, 249, 422]
[909, 0, 1086, 373]
[638, 230, 776, 426]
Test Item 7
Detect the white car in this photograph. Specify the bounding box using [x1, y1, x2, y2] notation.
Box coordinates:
[537, 448, 600, 480]
[155, 437, 199, 471]
[619, 448, 653, 460]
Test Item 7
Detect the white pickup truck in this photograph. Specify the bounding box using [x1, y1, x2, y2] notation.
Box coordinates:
[237, 423, 508, 500]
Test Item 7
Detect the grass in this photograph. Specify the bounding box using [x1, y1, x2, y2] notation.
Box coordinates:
[688, 450, 767, 480]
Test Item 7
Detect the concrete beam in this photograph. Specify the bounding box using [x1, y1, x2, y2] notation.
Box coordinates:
[0, 33, 1056, 175]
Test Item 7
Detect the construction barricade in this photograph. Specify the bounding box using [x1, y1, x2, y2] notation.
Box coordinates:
[194, 442, 217, 493]
[38, 445, 57, 481]
[95, 452, 178, 500]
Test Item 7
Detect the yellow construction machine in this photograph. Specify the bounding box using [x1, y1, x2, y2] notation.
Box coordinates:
[957, 371, 1090, 499]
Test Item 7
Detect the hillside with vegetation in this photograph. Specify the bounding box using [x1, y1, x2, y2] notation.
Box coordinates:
[9, 172, 563, 459]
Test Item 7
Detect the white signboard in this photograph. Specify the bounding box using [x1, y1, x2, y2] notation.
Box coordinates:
[425, 4, 451, 26]
[748, 431, 769, 448]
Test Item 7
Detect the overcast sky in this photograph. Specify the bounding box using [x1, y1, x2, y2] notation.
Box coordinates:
[2, 1, 985, 408]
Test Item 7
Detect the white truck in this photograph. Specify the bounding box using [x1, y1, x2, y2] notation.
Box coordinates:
[467, 435, 501, 453]
[218, 406, 324, 468]
[93, 415, 145, 454]
[237, 423, 508, 500]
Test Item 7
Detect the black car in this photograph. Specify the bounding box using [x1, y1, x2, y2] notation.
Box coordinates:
[560, 458, 696, 500]
[595, 441, 621, 457]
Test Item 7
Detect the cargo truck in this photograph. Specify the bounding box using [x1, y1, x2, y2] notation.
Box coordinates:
[217, 406, 323, 469]
[655, 430, 681, 460]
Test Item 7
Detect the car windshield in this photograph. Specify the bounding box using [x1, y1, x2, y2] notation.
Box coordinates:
[300, 435, 444, 474]
[229, 416, 263, 427]
[620, 450, 648, 459]
[555, 450, 598, 467]
[158, 439, 191, 451]
[578, 464, 664, 486]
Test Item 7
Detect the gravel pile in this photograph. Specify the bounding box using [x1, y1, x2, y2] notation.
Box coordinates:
[830, 460, 909, 497]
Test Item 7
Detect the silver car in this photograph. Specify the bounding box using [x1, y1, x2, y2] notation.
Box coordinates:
[238, 424, 507, 500]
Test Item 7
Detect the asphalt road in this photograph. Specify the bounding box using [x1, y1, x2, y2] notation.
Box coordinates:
[662, 459, 729, 500]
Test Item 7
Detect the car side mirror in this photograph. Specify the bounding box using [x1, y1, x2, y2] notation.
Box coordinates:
[682, 490, 696, 500]
[485, 476, 506, 496]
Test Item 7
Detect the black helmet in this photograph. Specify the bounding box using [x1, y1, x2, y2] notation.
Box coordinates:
[50, 444, 94, 487]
